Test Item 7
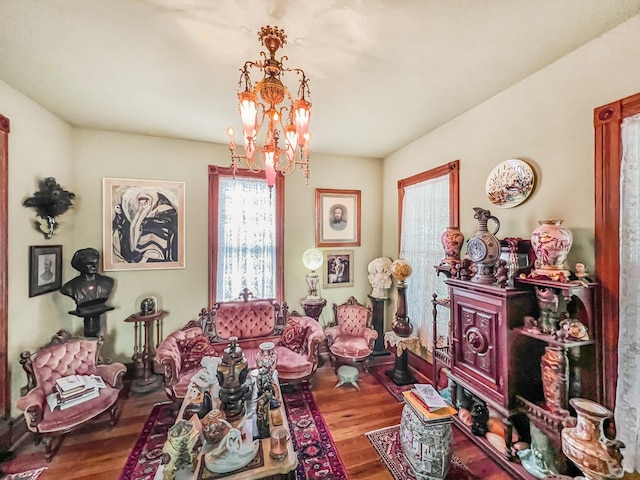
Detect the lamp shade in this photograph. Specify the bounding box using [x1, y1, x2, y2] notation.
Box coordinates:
[302, 248, 323, 271]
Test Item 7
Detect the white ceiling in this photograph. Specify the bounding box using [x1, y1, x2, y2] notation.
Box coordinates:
[1, 1, 639, 158]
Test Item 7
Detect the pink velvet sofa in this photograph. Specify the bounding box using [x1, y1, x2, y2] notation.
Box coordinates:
[155, 289, 325, 403]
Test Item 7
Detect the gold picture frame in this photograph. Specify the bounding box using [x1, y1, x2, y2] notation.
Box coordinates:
[315, 188, 361, 247]
[102, 177, 186, 271]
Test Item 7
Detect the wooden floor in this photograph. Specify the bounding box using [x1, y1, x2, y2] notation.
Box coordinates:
[2, 358, 512, 480]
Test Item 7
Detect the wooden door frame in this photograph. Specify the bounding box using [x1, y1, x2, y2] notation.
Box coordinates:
[594, 91, 640, 410]
[0, 114, 9, 422]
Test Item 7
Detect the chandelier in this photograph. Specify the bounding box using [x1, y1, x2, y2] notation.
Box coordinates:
[226, 25, 312, 188]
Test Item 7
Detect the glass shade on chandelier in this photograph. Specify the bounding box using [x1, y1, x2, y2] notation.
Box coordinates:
[227, 25, 312, 188]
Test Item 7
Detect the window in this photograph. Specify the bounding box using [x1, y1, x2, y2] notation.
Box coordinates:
[398, 161, 459, 354]
[208, 166, 284, 304]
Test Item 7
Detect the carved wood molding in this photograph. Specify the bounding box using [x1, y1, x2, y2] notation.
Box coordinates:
[594, 91, 640, 410]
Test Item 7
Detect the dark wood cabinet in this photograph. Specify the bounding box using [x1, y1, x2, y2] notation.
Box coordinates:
[446, 278, 533, 415]
[443, 276, 599, 479]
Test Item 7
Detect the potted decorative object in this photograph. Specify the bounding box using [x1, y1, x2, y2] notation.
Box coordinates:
[23, 177, 76, 239]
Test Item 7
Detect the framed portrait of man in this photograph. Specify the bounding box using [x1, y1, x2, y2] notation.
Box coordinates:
[29, 245, 62, 297]
[315, 189, 361, 247]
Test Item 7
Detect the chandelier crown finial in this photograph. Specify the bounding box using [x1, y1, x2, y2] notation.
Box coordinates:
[227, 25, 312, 188]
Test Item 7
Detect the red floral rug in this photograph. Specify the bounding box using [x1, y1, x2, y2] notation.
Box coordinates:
[366, 424, 477, 480]
[370, 363, 431, 402]
[119, 383, 348, 480]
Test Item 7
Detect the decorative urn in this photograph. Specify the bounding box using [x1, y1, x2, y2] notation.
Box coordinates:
[530, 220, 573, 279]
[561, 398, 625, 480]
[440, 226, 464, 266]
[391, 259, 413, 337]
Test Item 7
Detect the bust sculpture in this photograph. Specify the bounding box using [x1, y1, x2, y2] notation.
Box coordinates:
[60, 247, 114, 336]
[367, 257, 393, 299]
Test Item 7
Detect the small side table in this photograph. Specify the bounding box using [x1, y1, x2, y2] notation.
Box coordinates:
[125, 310, 167, 394]
[300, 297, 327, 322]
[384, 330, 419, 386]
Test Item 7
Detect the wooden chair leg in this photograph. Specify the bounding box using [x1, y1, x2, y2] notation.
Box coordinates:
[108, 403, 120, 427]
[43, 434, 62, 462]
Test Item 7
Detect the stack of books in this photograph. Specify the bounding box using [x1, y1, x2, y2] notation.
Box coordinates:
[46, 374, 105, 411]
[403, 383, 457, 421]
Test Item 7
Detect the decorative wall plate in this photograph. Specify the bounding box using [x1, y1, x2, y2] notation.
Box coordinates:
[485, 159, 535, 208]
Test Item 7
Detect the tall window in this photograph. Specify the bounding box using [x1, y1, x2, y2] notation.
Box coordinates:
[208, 166, 284, 304]
[398, 161, 459, 354]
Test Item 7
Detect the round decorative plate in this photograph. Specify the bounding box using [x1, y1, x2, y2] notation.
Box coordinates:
[485, 159, 535, 208]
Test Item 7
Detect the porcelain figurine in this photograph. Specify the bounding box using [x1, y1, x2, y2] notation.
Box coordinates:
[367, 257, 393, 299]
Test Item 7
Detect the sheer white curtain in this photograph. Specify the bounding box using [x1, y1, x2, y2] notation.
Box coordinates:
[400, 176, 450, 351]
[217, 176, 276, 300]
[616, 112, 640, 472]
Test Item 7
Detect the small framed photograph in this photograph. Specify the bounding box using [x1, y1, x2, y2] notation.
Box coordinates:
[103, 178, 186, 271]
[315, 189, 361, 247]
[29, 245, 62, 297]
[323, 250, 354, 288]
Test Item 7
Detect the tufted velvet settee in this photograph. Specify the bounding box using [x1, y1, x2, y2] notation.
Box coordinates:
[155, 289, 325, 403]
[16, 330, 126, 461]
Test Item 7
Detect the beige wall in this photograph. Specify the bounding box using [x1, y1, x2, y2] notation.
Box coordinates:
[1, 79, 75, 418]
[383, 15, 640, 270]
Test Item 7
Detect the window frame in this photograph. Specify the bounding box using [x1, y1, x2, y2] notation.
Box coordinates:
[594, 92, 640, 410]
[208, 166, 285, 306]
[396, 160, 460, 355]
[398, 160, 460, 247]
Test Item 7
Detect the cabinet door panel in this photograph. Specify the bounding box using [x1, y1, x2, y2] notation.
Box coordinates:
[452, 292, 505, 405]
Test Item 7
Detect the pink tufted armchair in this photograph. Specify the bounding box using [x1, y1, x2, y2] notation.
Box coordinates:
[16, 330, 126, 461]
[325, 296, 377, 372]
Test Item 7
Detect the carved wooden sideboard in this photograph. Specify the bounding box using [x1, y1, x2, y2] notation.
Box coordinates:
[444, 276, 599, 479]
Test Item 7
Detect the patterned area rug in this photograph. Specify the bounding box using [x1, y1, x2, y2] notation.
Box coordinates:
[119, 383, 348, 480]
[370, 363, 431, 402]
[3, 467, 47, 480]
[366, 425, 477, 480]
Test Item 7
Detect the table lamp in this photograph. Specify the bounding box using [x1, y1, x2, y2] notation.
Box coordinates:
[302, 248, 323, 299]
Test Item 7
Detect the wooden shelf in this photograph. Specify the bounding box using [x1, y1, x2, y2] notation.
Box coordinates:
[513, 327, 594, 348]
[451, 415, 536, 480]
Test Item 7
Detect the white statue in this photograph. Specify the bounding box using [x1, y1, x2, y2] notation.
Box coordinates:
[367, 257, 393, 299]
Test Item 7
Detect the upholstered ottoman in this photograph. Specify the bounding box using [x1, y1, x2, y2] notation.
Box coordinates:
[334, 365, 360, 391]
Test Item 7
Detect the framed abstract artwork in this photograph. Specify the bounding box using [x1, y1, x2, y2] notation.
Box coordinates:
[102, 178, 186, 271]
[29, 245, 62, 297]
[323, 250, 354, 288]
[315, 188, 361, 247]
